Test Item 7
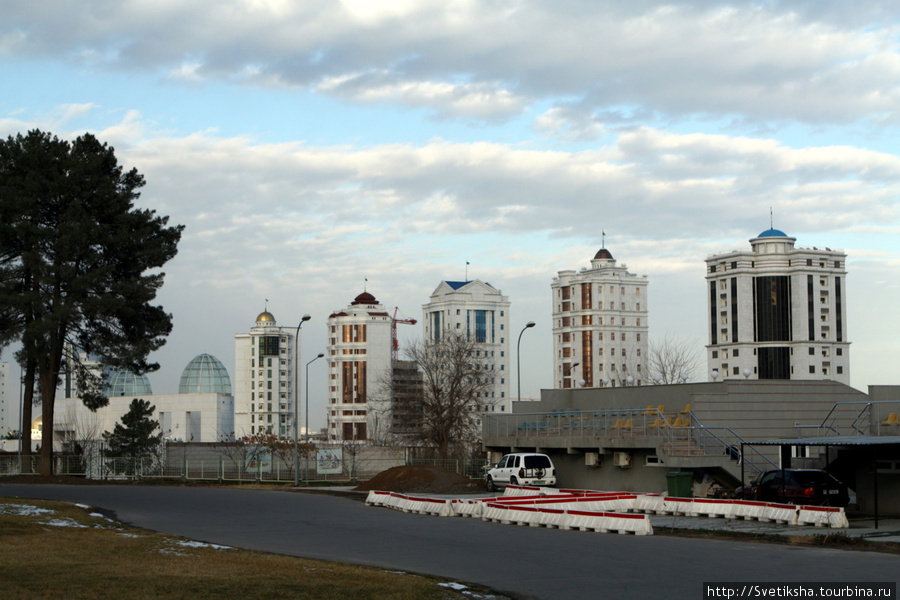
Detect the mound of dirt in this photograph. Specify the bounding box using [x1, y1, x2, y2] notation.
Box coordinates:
[355, 465, 484, 495]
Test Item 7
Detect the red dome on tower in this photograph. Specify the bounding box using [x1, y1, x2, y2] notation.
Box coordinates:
[351, 291, 378, 305]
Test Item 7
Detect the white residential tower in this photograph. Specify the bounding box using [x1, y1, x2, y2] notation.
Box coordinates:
[422, 280, 511, 412]
[705, 228, 850, 383]
[326, 292, 393, 442]
[551, 247, 649, 388]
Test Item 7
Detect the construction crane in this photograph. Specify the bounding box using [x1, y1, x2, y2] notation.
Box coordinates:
[392, 307, 417, 363]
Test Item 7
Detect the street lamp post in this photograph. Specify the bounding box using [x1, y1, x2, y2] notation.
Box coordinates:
[516, 321, 536, 402]
[304, 353, 325, 482]
[293, 314, 311, 487]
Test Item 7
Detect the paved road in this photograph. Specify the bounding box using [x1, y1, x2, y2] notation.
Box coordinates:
[2, 484, 897, 600]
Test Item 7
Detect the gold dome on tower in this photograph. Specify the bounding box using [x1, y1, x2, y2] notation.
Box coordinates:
[256, 311, 275, 323]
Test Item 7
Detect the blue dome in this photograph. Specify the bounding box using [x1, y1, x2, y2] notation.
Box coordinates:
[106, 370, 153, 397]
[179, 353, 232, 395]
[757, 228, 789, 238]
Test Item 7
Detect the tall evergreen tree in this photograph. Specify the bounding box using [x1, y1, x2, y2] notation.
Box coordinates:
[103, 398, 163, 462]
[0, 130, 183, 475]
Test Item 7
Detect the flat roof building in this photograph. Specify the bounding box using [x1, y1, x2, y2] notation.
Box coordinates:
[54, 354, 234, 445]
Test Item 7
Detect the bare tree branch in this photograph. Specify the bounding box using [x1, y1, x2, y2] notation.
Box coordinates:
[396, 332, 494, 459]
[645, 333, 702, 384]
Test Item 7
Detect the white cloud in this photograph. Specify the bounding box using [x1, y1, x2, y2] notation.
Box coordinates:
[167, 62, 204, 83]
[4, 1, 900, 127]
[54, 103, 100, 122]
[96, 119, 897, 306]
[317, 72, 527, 119]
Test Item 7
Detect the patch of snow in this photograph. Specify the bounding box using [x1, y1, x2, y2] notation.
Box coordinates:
[41, 518, 88, 528]
[0, 504, 55, 517]
[176, 540, 231, 550]
[440, 582, 469, 591]
[75, 503, 91, 509]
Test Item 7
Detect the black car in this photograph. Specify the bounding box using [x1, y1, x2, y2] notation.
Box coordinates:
[735, 469, 850, 507]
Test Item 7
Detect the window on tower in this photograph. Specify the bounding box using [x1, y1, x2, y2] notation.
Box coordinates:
[259, 336, 280, 357]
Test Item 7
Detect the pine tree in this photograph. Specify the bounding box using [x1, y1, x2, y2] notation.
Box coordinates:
[103, 398, 163, 461]
[0, 130, 183, 475]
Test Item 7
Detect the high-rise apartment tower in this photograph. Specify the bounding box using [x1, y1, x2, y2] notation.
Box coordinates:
[234, 310, 298, 438]
[422, 280, 511, 411]
[551, 247, 649, 388]
[705, 228, 849, 383]
[326, 292, 392, 442]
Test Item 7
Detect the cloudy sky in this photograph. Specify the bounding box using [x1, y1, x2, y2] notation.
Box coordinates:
[2, 1, 899, 431]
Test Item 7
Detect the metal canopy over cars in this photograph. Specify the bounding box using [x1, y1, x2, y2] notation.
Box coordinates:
[740, 435, 900, 528]
[741, 435, 900, 447]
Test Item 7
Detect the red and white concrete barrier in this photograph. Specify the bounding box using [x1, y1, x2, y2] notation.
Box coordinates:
[480, 501, 652, 535]
[368, 487, 849, 529]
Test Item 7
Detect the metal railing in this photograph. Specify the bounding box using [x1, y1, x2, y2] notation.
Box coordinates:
[681, 421, 778, 477]
[484, 408, 778, 476]
[794, 400, 900, 438]
[0, 454, 485, 484]
[484, 407, 680, 442]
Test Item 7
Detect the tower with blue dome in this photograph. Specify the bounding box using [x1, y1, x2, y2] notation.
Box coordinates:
[705, 227, 849, 384]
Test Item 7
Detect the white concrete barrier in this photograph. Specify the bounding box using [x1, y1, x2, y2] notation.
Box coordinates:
[494, 493, 637, 514]
[366, 492, 452, 516]
[481, 502, 514, 524]
[656, 497, 694, 516]
[502, 485, 572, 497]
[400, 494, 453, 516]
[688, 497, 737, 519]
[365, 490, 392, 507]
[566, 509, 653, 535]
[797, 506, 850, 528]
[759, 502, 798, 524]
[450, 498, 486, 518]
[631, 494, 663, 514]
[481, 501, 653, 535]
[369, 488, 848, 530]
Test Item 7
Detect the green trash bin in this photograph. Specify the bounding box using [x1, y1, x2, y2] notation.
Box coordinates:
[666, 471, 693, 498]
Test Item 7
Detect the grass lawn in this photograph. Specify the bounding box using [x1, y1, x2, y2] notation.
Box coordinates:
[0, 497, 493, 600]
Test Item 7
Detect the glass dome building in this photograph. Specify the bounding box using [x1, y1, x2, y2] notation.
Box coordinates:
[179, 354, 233, 395]
[106, 369, 154, 397]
